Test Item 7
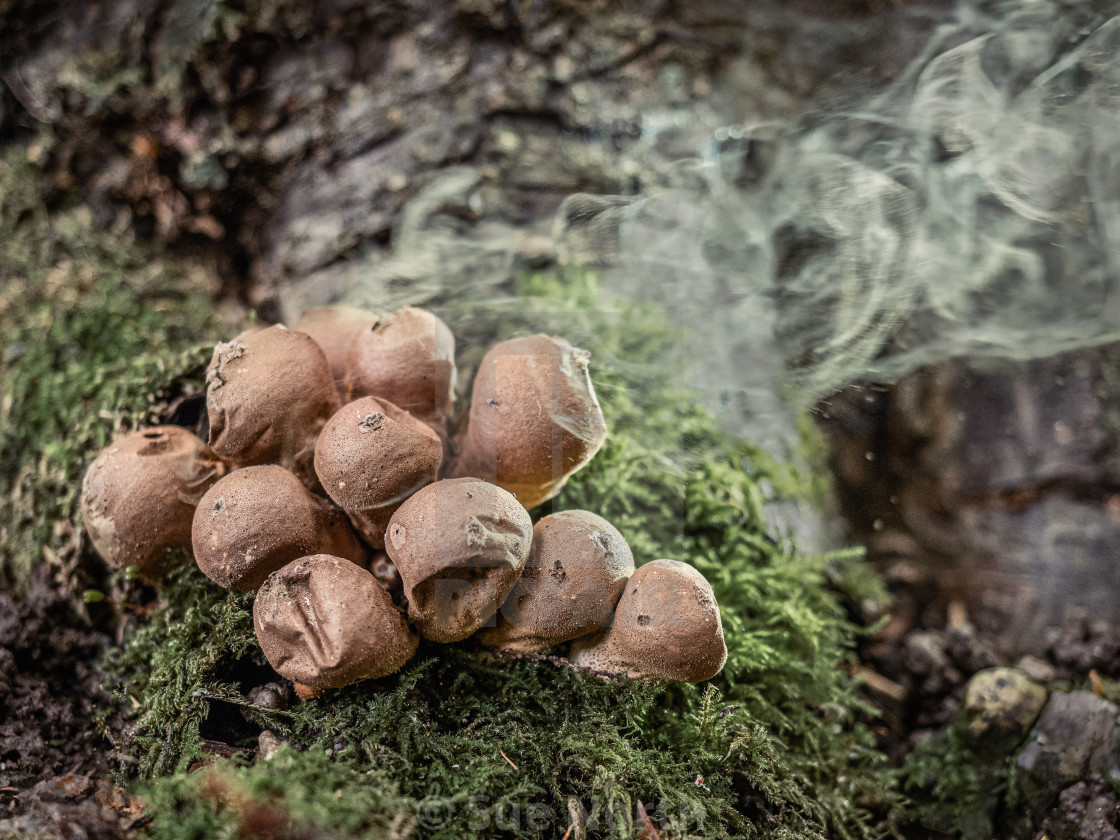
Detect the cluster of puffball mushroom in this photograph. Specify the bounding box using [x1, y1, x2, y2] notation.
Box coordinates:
[80, 305, 727, 699]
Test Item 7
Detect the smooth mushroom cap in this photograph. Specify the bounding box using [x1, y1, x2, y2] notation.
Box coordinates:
[450, 334, 607, 510]
[314, 397, 443, 548]
[478, 510, 635, 652]
[385, 477, 532, 643]
[192, 465, 365, 592]
[254, 554, 418, 691]
[205, 325, 340, 488]
[570, 559, 726, 683]
[292, 305, 376, 394]
[343, 307, 456, 428]
[81, 426, 229, 579]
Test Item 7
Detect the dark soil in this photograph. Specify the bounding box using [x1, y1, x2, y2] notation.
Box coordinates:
[0, 566, 140, 834]
[0, 566, 108, 790]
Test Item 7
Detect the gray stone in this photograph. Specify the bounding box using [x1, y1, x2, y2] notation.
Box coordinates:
[1017, 691, 1120, 803]
[963, 667, 1047, 748]
[257, 730, 285, 763]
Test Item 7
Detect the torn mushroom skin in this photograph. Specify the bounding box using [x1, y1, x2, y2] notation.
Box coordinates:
[343, 307, 456, 430]
[292, 305, 376, 397]
[205, 325, 339, 489]
[451, 335, 607, 510]
[385, 477, 532, 643]
[314, 397, 443, 549]
[254, 554, 418, 692]
[81, 426, 230, 580]
[570, 559, 727, 683]
[192, 465, 365, 592]
[478, 510, 634, 652]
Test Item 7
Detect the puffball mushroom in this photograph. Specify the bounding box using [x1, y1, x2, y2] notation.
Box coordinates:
[570, 559, 727, 683]
[385, 477, 532, 643]
[314, 397, 443, 549]
[205, 325, 339, 488]
[192, 465, 365, 592]
[254, 554, 418, 693]
[292, 305, 376, 393]
[478, 510, 634, 652]
[343, 307, 456, 428]
[451, 334, 607, 510]
[81, 426, 229, 579]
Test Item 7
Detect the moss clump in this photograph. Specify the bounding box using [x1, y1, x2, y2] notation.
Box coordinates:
[105, 270, 898, 838]
[899, 718, 1015, 839]
[0, 143, 220, 591]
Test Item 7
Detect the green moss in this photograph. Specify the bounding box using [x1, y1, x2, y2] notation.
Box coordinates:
[899, 719, 1013, 839]
[105, 268, 898, 838]
[0, 144, 219, 590]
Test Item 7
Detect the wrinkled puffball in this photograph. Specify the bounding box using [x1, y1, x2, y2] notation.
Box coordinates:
[292, 305, 376, 395]
[314, 397, 443, 548]
[81, 426, 229, 579]
[478, 510, 634, 652]
[205, 325, 339, 489]
[254, 554, 418, 691]
[385, 477, 532, 643]
[344, 307, 456, 429]
[192, 465, 365, 592]
[570, 559, 726, 683]
[451, 334, 607, 510]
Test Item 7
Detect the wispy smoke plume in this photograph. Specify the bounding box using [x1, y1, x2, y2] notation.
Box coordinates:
[343, 1, 1120, 455]
[560, 1, 1120, 420]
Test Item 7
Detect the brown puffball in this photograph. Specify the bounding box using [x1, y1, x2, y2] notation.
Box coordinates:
[292, 305, 376, 394]
[385, 477, 532, 643]
[343, 307, 456, 428]
[205, 325, 340, 488]
[81, 426, 229, 579]
[254, 554, 418, 691]
[314, 397, 443, 549]
[450, 335, 607, 510]
[570, 560, 726, 683]
[478, 510, 634, 652]
[192, 465, 365, 592]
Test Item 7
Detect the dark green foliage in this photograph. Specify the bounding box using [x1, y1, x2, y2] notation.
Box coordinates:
[104, 563, 259, 777]
[899, 719, 1014, 840]
[108, 270, 898, 839]
[0, 145, 220, 590]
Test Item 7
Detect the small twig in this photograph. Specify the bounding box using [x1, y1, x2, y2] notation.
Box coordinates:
[560, 825, 574, 840]
[499, 749, 518, 770]
[636, 801, 662, 840]
[566, 796, 586, 840]
[856, 666, 908, 702]
[1090, 669, 1104, 696]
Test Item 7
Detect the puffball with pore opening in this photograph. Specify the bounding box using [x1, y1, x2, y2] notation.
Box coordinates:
[81, 426, 229, 579]
[478, 510, 634, 652]
[192, 465, 365, 592]
[314, 397, 443, 549]
[451, 334, 607, 510]
[570, 559, 727, 683]
[385, 477, 533, 643]
[254, 554, 417, 692]
[343, 307, 456, 429]
[205, 325, 339, 488]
